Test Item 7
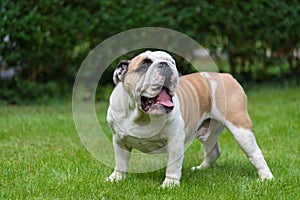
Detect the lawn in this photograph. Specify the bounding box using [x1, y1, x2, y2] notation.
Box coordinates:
[1, 86, 299, 199]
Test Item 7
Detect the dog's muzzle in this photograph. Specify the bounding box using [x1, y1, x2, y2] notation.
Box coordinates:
[140, 62, 178, 114]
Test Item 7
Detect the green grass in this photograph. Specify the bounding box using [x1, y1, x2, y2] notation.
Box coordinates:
[1, 86, 300, 199]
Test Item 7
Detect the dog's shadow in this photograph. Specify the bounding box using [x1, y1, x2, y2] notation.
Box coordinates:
[188, 161, 257, 179]
[127, 159, 258, 186]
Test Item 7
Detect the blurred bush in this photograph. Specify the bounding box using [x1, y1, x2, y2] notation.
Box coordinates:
[0, 0, 299, 104]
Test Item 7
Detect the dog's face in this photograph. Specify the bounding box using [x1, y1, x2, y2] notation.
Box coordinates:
[113, 51, 179, 115]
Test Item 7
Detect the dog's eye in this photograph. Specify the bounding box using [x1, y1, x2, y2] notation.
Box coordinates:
[136, 59, 153, 72]
[143, 58, 153, 64]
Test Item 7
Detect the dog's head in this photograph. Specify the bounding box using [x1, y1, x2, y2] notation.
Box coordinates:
[113, 51, 179, 115]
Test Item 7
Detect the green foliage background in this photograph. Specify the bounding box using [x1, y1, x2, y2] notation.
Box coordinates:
[1, 0, 299, 104]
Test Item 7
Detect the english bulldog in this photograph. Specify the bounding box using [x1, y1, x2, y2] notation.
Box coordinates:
[106, 51, 273, 187]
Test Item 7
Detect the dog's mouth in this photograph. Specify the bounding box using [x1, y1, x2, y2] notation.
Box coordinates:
[141, 87, 174, 114]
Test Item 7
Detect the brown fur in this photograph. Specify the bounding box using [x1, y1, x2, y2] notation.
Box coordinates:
[177, 73, 253, 131]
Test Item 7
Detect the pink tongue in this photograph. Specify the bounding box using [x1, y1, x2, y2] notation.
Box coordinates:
[156, 88, 174, 108]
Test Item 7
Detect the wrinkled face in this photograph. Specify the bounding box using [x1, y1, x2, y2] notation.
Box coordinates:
[114, 51, 179, 115]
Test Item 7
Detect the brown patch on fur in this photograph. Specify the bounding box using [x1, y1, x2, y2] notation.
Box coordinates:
[123, 54, 148, 92]
[207, 73, 253, 131]
[177, 73, 211, 132]
[177, 72, 253, 132]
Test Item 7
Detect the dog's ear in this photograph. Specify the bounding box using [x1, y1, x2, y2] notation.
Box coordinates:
[113, 60, 130, 85]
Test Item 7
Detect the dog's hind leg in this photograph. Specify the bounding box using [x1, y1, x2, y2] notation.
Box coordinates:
[225, 118, 274, 179]
[216, 73, 273, 179]
[192, 119, 225, 170]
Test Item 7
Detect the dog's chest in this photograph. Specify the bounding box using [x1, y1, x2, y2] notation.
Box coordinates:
[115, 133, 168, 153]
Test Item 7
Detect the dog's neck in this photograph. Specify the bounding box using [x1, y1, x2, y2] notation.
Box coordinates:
[131, 107, 151, 126]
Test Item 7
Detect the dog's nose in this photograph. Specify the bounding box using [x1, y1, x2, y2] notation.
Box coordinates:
[158, 62, 168, 68]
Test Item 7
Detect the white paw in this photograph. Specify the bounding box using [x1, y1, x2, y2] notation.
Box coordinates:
[258, 170, 274, 180]
[105, 170, 126, 182]
[191, 161, 210, 171]
[160, 177, 180, 188]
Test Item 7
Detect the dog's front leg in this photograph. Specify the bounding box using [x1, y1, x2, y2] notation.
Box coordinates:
[162, 133, 185, 188]
[106, 135, 131, 182]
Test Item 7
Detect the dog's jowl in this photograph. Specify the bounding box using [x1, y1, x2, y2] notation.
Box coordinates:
[106, 51, 273, 187]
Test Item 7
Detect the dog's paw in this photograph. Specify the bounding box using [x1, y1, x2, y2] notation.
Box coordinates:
[191, 161, 211, 171]
[258, 170, 274, 180]
[160, 177, 180, 188]
[105, 170, 126, 182]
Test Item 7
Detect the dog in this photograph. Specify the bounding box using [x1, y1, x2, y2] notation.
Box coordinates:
[106, 51, 273, 187]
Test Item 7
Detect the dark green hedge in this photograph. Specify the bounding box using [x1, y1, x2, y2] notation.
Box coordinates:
[1, 0, 299, 104]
